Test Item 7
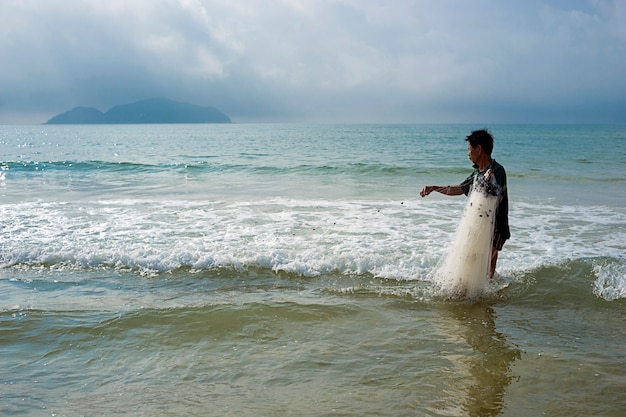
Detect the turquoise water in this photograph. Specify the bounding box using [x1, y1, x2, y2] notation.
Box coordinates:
[1, 124, 625, 416]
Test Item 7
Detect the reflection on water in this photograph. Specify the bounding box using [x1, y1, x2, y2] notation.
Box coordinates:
[438, 302, 521, 416]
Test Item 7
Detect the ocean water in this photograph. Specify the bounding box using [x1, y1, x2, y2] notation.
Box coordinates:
[1, 123, 624, 416]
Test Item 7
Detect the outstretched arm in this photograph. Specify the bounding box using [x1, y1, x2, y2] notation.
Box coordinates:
[420, 185, 464, 197]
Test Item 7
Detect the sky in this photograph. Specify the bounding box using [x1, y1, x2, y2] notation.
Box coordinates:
[1, 0, 625, 124]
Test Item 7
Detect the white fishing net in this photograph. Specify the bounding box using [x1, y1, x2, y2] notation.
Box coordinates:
[434, 173, 501, 299]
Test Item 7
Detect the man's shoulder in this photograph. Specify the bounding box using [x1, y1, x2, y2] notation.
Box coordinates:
[491, 159, 505, 171]
[491, 159, 507, 188]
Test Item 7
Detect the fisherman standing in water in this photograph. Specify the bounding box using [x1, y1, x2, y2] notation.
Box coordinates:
[420, 129, 510, 278]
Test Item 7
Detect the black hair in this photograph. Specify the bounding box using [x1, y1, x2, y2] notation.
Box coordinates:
[465, 129, 494, 155]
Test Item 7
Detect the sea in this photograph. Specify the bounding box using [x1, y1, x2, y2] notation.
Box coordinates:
[1, 123, 624, 416]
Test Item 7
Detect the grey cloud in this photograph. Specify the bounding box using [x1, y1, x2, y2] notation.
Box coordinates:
[1, 0, 624, 124]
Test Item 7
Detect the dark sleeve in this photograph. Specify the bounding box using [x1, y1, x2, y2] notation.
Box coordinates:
[496, 190, 511, 241]
[492, 164, 507, 190]
[459, 173, 474, 196]
[493, 164, 511, 240]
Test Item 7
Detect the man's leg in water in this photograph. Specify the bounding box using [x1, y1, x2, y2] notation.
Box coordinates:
[490, 247, 499, 279]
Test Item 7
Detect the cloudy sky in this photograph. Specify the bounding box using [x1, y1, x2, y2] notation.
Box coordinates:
[1, 0, 625, 124]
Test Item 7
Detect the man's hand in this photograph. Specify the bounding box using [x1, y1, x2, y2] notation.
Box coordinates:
[420, 186, 435, 197]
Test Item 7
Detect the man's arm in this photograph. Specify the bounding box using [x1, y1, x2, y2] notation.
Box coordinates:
[420, 185, 464, 197]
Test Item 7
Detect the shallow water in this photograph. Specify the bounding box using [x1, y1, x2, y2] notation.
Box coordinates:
[1, 124, 625, 416]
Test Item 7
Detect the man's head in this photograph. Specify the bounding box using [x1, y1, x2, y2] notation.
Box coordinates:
[465, 129, 494, 156]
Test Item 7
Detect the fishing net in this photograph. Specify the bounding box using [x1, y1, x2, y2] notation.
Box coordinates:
[434, 173, 501, 299]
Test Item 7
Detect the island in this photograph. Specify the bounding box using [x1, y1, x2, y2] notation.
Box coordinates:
[44, 98, 232, 124]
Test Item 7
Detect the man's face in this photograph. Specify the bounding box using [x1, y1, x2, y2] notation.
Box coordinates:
[467, 143, 481, 164]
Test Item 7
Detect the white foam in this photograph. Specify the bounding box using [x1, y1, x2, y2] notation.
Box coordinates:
[501, 201, 626, 272]
[1, 196, 624, 302]
[592, 261, 626, 301]
[0, 199, 437, 280]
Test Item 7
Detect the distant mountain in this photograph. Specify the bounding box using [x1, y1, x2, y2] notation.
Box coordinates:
[45, 98, 231, 124]
[46, 106, 106, 124]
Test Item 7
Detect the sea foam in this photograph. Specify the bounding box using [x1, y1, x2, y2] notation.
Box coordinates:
[1, 195, 625, 302]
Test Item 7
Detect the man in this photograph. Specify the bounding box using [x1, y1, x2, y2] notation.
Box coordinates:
[420, 129, 510, 278]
